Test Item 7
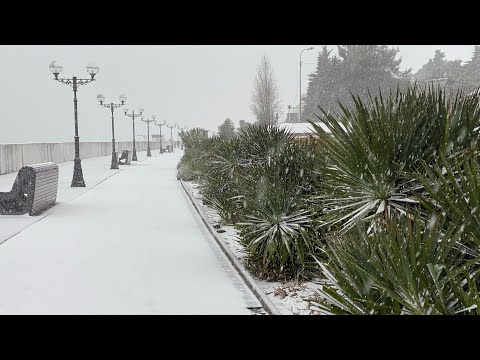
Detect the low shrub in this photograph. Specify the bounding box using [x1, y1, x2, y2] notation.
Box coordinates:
[310, 215, 480, 315]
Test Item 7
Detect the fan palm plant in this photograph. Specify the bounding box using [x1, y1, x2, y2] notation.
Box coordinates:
[415, 150, 480, 249]
[309, 85, 480, 233]
[310, 215, 480, 315]
[201, 123, 312, 225]
[177, 128, 211, 180]
[236, 123, 296, 164]
[201, 137, 247, 223]
[237, 187, 319, 278]
[235, 137, 322, 278]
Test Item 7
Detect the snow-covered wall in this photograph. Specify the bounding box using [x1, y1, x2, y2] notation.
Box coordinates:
[0, 141, 160, 175]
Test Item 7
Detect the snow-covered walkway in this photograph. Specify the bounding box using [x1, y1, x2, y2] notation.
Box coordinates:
[0, 151, 258, 314]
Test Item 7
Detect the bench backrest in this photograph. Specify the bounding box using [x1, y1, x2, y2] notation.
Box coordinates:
[1, 162, 58, 216]
[25, 162, 59, 215]
[125, 149, 132, 165]
[119, 149, 132, 165]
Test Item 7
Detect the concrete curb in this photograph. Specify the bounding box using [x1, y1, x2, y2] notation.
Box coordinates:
[179, 179, 281, 315]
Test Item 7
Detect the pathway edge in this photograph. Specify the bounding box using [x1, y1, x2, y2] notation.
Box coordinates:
[179, 179, 281, 315]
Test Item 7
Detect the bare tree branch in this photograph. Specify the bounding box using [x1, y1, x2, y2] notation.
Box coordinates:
[250, 55, 282, 124]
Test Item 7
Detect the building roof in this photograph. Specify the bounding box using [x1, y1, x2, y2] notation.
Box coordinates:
[277, 121, 330, 134]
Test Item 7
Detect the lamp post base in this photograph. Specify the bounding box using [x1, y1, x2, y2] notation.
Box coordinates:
[110, 151, 119, 169]
[132, 148, 138, 161]
[147, 147, 151, 157]
[71, 158, 86, 187]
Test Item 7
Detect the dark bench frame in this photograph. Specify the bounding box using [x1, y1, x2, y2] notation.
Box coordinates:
[118, 149, 132, 165]
[0, 162, 59, 216]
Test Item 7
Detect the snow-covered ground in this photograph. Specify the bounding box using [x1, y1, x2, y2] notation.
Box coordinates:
[0, 153, 135, 244]
[182, 181, 322, 315]
[0, 151, 262, 314]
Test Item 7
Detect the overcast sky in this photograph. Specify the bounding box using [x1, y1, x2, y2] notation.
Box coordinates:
[0, 45, 477, 143]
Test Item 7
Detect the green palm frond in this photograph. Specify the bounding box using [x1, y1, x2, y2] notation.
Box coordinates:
[310, 215, 480, 315]
[237, 189, 319, 276]
[415, 150, 480, 247]
[308, 85, 480, 233]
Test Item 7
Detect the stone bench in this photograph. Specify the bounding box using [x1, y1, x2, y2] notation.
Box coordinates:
[118, 149, 132, 165]
[0, 162, 59, 216]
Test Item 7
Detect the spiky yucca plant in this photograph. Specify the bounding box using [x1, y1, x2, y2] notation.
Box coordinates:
[234, 133, 322, 278]
[311, 215, 480, 315]
[237, 188, 319, 279]
[201, 137, 247, 223]
[416, 150, 480, 249]
[236, 123, 297, 165]
[179, 123, 322, 277]
[177, 128, 211, 180]
[310, 85, 480, 233]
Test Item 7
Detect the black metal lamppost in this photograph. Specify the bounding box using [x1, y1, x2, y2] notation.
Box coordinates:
[166, 123, 176, 152]
[141, 115, 156, 157]
[49, 61, 99, 187]
[154, 120, 166, 154]
[97, 94, 127, 169]
[123, 107, 144, 161]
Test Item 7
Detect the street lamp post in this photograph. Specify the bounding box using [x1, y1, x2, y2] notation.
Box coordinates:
[154, 120, 166, 153]
[97, 94, 127, 169]
[166, 123, 176, 152]
[287, 105, 291, 123]
[141, 115, 156, 157]
[49, 61, 99, 187]
[124, 107, 144, 161]
[299, 47, 314, 122]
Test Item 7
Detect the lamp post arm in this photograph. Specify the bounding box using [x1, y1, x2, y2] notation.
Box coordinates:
[76, 78, 95, 87]
[54, 78, 73, 86]
[55, 77, 95, 89]
[100, 102, 123, 110]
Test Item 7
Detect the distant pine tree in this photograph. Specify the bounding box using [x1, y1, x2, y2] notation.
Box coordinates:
[462, 46, 480, 92]
[238, 120, 251, 129]
[414, 49, 465, 94]
[303, 45, 411, 118]
[303, 46, 341, 122]
[218, 118, 236, 139]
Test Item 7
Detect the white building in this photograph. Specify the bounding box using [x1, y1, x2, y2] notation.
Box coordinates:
[277, 121, 330, 139]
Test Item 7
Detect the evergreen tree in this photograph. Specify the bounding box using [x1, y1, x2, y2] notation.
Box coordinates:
[238, 120, 251, 129]
[303, 46, 341, 121]
[335, 45, 411, 108]
[218, 117, 236, 139]
[415, 50, 448, 81]
[462, 46, 480, 92]
[303, 45, 411, 118]
[414, 49, 466, 94]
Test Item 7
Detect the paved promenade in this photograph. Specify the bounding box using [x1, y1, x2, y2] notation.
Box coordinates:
[0, 151, 258, 314]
